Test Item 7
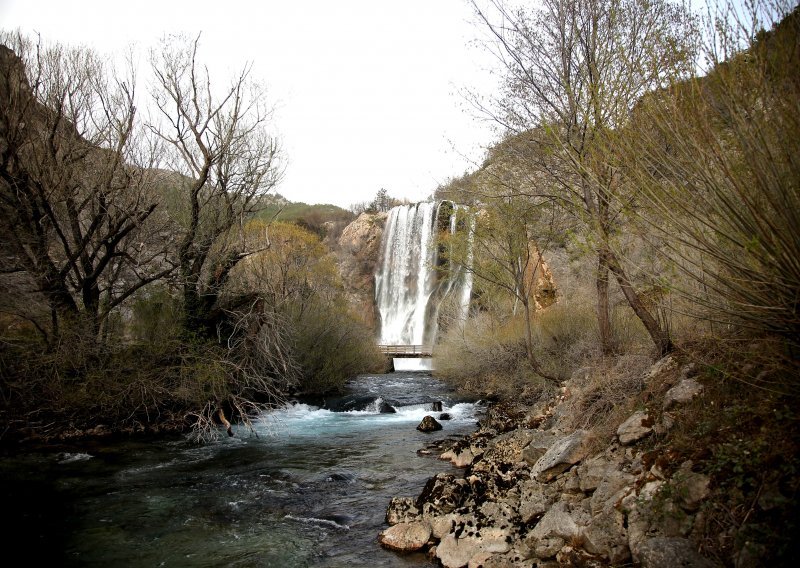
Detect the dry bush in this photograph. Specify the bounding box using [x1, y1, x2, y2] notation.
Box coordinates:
[560, 353, 654, 442]
[435, 312, 554, 402]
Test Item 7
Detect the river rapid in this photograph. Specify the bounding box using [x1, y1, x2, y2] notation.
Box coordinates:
[2, 371, 481, 567]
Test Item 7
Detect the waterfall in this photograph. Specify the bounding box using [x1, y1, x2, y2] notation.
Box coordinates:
[375, 202, 473, 347]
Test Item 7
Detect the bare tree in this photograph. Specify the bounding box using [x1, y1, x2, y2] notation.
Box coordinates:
[468, 0, 696, 355]
[0, 35, 173, 343]
[148, 34, 282, 337]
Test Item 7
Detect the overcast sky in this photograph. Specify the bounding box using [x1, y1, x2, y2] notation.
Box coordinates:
[0, 0, 500, 208]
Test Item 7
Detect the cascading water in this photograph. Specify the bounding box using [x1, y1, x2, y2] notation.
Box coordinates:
[374, 202, 473, 352]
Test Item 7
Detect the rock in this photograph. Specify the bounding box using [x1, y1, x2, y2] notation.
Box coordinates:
[483, 429, 541, 465]
[482, 402, 529, 433]
[441, 447, 475, 468]
[589, 470, 635, 516]
[432, 401, 443, 412]
[617, 410, 654, 445]
[577, 457, 619, 493]
[379, 521, 432, 552]
[440, 412, 452, 420]
[437, 526, 514, 568]
[526, 501, 582, 550]
[428, 513, 457, 539]
[644, 355, 678, 384]
[531, 430, 593, 482]
[637, 537, 718, 568]
[437, 533, 483, 568]
[521, 431, 560, 466]
[417, 473, 466, 515]
[663, 378, 704, 409]
[386, 496, 420, 525]
[518, 479, 554, 523]
[671, 469, 710, 511]
[582, 509, 631, 564]
[378, 401, 396, 413]
[417, 415, 443, 432]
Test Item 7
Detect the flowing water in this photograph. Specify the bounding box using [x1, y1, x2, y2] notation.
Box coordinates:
[2, 372, 481, 567]
[374, 202, 473, 348]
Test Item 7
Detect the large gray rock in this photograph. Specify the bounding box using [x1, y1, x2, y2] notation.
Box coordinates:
[518, 480, 554, 523]
[417, 473, 466, 515]
[531, 430, 593, 482]
[525, 501, 582, 558]
[582, 509, 631, 564]
[590, 469, 635, 516]
[664, 378, 704, 409]
[378, 520, 431, 552]
[577, 457, 620, 492]
[521, 431, 560, 466]
[617, 410, 654, 445]
[638, 537, 718, 568]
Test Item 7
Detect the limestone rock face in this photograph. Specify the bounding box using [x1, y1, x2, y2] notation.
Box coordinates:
[335, 211, 387, 328]
[417, 415, 443, 432]
[531, 430, 593, 482]
[379, 521, 432, 552]
[617, 411, 654, 445]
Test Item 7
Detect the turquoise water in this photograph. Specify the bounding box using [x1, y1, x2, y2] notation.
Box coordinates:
[2, 372, 479, 567]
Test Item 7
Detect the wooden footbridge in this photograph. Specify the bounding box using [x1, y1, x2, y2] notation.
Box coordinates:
[377, 344, 433, 358]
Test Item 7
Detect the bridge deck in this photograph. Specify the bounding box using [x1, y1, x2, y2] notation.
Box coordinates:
[377, 344, 433, 358]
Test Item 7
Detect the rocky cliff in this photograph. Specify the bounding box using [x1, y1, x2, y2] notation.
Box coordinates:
[336, 211, 388, 331]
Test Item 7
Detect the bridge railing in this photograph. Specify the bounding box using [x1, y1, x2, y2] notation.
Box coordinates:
[377, 344, 433, 356]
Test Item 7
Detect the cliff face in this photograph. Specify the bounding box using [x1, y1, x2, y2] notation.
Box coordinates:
[336, 211, 388, 332]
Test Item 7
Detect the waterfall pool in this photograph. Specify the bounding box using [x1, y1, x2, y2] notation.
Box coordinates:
[2, 372, 481, 567]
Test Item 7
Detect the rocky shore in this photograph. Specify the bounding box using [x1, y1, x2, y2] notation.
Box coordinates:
[380, 356, 720, 567]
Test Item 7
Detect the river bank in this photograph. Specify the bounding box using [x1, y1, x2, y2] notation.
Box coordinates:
[381, 354, 799, 567]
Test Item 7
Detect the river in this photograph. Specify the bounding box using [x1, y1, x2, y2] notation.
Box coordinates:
[2, 371, 481, 567]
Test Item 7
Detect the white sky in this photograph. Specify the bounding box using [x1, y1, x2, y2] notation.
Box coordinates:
[0, 0, 500, 208]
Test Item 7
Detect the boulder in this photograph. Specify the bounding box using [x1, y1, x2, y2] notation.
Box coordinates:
[417, 415, 443, 432]
[386, 496, 420, 525]
[582, 509, 631, 564]
[617, 410, 654, 445]
[589, 470, 635, 516]
[521, 430, 560, 466]
[437, 528, 513, 568]
[637, 537, 718, 568]
[531, 430, 593, 482]
[483, 429, 541, 465]
[417, 473, 466, 515]
[525, 501, 582, 553]
[518, 480, 554, 523]
[440, 447, 475, 468]
[439, 412, 452, 420]
[379, 521, 431, 552]
[664, 378, 704, 409]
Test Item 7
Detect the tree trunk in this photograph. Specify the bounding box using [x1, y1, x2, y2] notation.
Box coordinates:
[604, 249, 673, 356]
[596, 254, 613, 355]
